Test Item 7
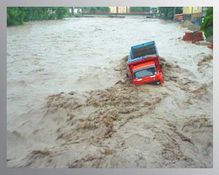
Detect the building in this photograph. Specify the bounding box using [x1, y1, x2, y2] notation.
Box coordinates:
[183, 7, 202, 14]
[110, 7, 129, 14]
[183, 7, 204, 25]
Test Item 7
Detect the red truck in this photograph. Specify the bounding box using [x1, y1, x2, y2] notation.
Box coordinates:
[127, 41, 164, 86]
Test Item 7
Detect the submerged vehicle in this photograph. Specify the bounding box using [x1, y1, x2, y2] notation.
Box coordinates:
[127, 41, 164, 86]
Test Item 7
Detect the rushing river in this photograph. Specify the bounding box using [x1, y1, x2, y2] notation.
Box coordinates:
[7, 16, 213, 168]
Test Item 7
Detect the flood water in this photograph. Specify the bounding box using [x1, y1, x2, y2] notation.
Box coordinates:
[7, 16, 213, 168]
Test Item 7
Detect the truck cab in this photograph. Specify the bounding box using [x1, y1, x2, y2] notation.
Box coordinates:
[127, 41, 164, 85]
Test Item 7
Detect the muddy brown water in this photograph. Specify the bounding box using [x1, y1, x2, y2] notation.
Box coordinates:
[7, 17, 212, 168]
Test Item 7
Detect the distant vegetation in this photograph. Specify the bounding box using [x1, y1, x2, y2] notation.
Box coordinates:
[159, 7, 183, 20]
[7, 7, 70, 26]
[201, 7, 213, 41]
[7, 7, 212, 42]
[80, 7, 110, 13]
[129, 7, 150, 12]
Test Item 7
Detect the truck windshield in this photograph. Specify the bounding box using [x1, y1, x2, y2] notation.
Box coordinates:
[134, 67, 156, 79]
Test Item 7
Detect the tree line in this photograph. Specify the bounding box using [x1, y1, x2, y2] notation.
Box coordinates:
[129, 7, 151, 12]
[7, 7, 70, 26]
[201, 7, 213, 41]
[7, 7, 213, 40]
[7, 7, 180, 26]
[79, 7, 110, 13]
[159, 7, 183, 19]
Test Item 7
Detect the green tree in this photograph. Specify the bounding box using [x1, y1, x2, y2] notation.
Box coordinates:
[7, 7, 71, 26]
[7, 7, 26, 25]
[175, 7, 183, 14]
[96, 7, 110, 12]
[80, 7, 110, 13]
[129, 7, 150, 12]
[201, 7, 213, 41]
[159, 7, 174, 19]
[54, 7, 69, 19]
[159, 7, 182, 20]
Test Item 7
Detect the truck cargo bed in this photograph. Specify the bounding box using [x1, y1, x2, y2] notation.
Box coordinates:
[130, 41, 158, 59]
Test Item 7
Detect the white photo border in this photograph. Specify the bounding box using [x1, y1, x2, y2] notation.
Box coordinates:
[0, 0, 218, 175]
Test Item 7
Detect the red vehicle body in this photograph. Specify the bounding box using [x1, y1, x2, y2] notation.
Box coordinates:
[127, 41, 164, 85]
